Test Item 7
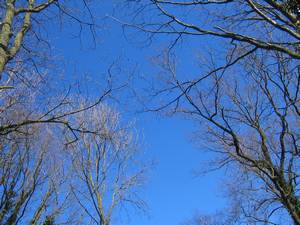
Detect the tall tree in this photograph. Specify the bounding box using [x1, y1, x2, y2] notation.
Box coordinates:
[0, 0, 109, 136]
[69, 104, 147, 225]
[0, 1, 146, 224]
[125, 0, 300, 224]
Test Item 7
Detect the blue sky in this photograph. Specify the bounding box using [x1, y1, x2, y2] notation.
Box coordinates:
[130, 115, 227, 225]
[45, 2, 228, 224]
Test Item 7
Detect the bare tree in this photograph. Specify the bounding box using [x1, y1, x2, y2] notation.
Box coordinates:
[0, 114, 69, 225]
[69, 104, 147, 225]
[0, 0, 97, 81]
[0, 0, 112, 135]
[120, 1, 300, 224]
[0, 63, 135, 225]
[125, 0, 300, 59]
[141, 49, 300, 224]
[0, 1, 138, 224]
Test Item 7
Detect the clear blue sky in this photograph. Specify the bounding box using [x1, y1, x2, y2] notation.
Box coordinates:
[46, 1, 228, 224]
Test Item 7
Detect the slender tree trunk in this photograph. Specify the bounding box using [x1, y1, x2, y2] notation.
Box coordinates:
[0, 1, 15, 76]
